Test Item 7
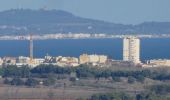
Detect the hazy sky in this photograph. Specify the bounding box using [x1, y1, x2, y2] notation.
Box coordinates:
[0, 0, 170, 24]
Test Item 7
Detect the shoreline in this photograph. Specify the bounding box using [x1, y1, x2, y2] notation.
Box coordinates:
[0, 34, 170, 40]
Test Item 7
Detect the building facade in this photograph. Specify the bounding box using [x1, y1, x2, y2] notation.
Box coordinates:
[79, 54, 108, 64]
[123, 37, 140, 64]
[147, 59, 170, 67]
[79, 54, 89, 64]
[99, 55, 107, 63]
[89, 55, 100, 63]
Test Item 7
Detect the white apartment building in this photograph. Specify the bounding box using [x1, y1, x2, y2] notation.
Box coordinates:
[79, 54, 108, 64]
[79, 54, 90, 64]
[99, 55, 108, 63]
[123, 36, 140, 64]
[89, 55, 100, 63]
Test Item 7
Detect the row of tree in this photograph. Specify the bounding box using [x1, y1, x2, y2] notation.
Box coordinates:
[4, 76, 56, 87]
[87, 91, 170, 100]
[0, 64, 170, 82]
[4, 78, 39, 86]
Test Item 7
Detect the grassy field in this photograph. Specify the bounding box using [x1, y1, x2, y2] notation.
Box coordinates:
[0, 82, 111, 100]
[0, 86, 109, 100]
[0, 77, 167, 100]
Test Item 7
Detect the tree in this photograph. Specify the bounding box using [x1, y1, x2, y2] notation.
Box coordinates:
[25, 78, 39, 87]
[112, 77, 121, 82]
[43, 76, 56, 86]
[136, 92, 166, 100]
[135, 75, 145, 83]
[10, 77, 24, 86]
[89, 92, 133, 100]
[0, 68, 4, 76]
[150, 84, 170, 95]
[76, 65, 94, 78]
[3, 65, 20, 77]
[101, 70, 111, 79]
[3, 78, 10, 84]
[2, 65, 30, 78]
[128, 76, 135, 84]
[20, 66, 30, 78]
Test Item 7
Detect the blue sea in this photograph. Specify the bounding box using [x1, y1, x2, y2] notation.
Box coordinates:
[0, 38, 169, 61]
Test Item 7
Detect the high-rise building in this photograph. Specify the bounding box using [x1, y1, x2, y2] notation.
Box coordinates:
[123, 36, 140, 64]
[30, 34, 33, 65]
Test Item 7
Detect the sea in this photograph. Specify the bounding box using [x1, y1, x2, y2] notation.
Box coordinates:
[0, 38, 169, 61]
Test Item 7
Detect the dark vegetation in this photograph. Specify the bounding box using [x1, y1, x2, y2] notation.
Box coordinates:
[1, 64, 170, 99]
[1, 64, 170, 82]
[87, 83, 170, 100]
[88, 92, 133, 100]
[87, 91, 170, 100]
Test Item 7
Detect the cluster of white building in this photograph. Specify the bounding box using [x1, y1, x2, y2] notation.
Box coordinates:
[0, 54, 108, 68]
[1, 33, 170, 40]
[0, 33, 108, 40]
[79, 54, 107, 65]
[145, 59, 170, 67]
[0, 35, 169, 68]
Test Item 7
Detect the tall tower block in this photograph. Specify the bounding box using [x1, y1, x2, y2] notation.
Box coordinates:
[30, 34, 33, 64]
[123, 36, 140, 64]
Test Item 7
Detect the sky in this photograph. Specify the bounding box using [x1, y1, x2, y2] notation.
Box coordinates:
[0, 0, 170, 24]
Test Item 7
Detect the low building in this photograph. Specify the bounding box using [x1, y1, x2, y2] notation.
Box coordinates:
[79, 54, 108, 64]
[44, 55, 56, 63]
[147, 59, 170, 67]
[99, 55, 108, 63]
[56, 56, 63, 62]
[58, 57, 78, 63]
[79, 54, 89, 64]
[16, 57, 45, 67]
[57, 56, 79, 67]
[34, 58, 45, 65]
[16, 56, 30, 67]
[89, 55, 100, 63]
[3, 57, 16, 65]
[0, 58, 3, 66]
[17, 56, 30, 64]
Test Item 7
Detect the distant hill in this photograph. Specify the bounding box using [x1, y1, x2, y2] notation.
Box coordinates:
[0, 9, 170, 35]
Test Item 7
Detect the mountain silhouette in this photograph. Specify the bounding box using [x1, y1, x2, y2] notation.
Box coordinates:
[0, 9, 169, 35]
